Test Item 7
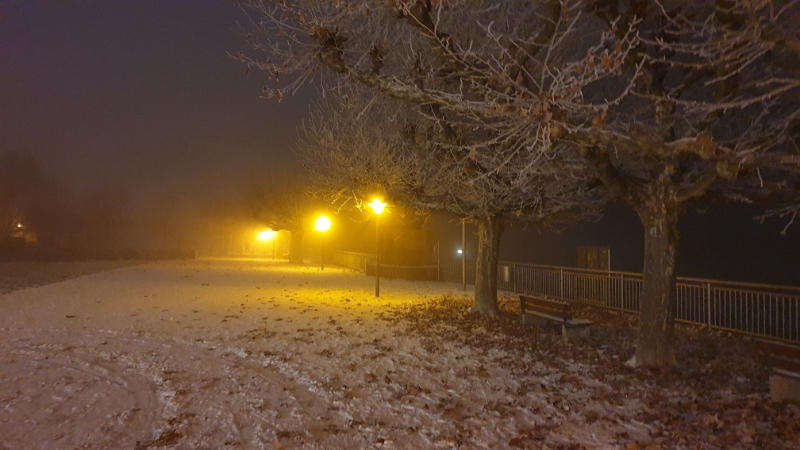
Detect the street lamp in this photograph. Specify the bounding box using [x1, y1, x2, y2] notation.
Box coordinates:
[314, 216, 331, 270]
[461, 220, 467, 291]
[257, 229, 277, 259]
[368, 198, 387, 297]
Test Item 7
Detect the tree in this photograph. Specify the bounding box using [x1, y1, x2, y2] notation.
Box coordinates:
[0, 148, 64, 238]
[81, 181, 130, 249]
[573, 0, 800, 366]
[242, 0, 630, 314]
[247, 174, 316, 264]
[239, 0, 797, 365]
[711, 0, 800, 232]
[302, 88, 604, 314]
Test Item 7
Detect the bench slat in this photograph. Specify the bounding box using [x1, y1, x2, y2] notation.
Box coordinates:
[755, 339, 800, 360]
[520, 295, 591, 328]
[768, 356, 800, 374]
[755, 338, 800, 376]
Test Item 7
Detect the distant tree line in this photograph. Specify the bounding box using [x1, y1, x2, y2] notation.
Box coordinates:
[0, 148, 130, 253]
[0, 148, 197, 259]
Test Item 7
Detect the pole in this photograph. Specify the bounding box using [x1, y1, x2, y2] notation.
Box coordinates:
[461, 220, 466, 291]
[436, 241, 441, 282]
[320, 233, 325, 270]
[272, 238, 275, 260]
[375, 214, 381, 297]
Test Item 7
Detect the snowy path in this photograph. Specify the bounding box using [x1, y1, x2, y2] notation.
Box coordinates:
[0, 258, 651, 449]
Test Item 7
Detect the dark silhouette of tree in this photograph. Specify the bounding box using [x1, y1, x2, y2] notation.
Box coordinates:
[243, 0, 628, 314]
[573, 0, 799, 366]
[0, 148, 64, 239]
[302, 89, 604, 314]
[81, 181, 130, 250]
[247, 174, 316, 264]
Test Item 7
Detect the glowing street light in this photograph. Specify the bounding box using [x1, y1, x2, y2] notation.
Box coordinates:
[257, 230, 276, 241]
[314, 216, 331, 270]
[368, 198, 386, 215]
[369, 198, 387, 297]
[257, 229, 277, 259]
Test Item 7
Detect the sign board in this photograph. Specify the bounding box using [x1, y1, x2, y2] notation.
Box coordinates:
[577, 246, 610, 271]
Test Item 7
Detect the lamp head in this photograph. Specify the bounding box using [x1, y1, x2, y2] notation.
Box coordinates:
[368, 198, 386, 215]
[258, 230, 277, 241]
[314, 216, 331, 232]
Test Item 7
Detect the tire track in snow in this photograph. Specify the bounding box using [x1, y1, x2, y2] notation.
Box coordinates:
[0, 327, 351, 449]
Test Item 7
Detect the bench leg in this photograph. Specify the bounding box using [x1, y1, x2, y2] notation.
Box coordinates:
[521, 314, 549, 327]
[770, 375, 800, 402]
[564, 326, 591, 339]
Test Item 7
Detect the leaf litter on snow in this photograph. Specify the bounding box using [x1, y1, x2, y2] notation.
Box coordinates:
[0, 260, 797, 449]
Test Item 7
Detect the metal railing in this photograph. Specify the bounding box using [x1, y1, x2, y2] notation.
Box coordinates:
[330, 252, 799, 342]
[330, 251, 372, 272]
[497, 263, 800, 342]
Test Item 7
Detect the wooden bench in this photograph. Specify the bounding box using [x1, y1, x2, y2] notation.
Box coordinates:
[755, 339, 800, 402]
[519, 295, 593, 337]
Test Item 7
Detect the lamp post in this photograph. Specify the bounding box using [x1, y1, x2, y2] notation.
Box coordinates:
[314, 216, 331, 270]
[461, 220, 466, 291]
[368, 198, 386, 297]
[257, 229, 277, 259]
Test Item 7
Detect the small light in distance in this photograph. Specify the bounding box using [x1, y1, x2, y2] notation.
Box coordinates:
[457, 249, 463, 254]
[314, 216, 331, 232]
[258, 230, 277, 241]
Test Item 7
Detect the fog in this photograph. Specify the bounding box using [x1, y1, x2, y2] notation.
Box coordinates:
[2, 2, 799, 286]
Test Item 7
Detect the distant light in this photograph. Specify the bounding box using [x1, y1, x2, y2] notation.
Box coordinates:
[257, 230, 277, 241]
[368, 198, 386, 215]
[16, 223, 22, 228]
[314, 216, 331, 232]
[457, 249, 463, 255]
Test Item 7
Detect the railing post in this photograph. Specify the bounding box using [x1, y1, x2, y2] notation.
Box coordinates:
[620, 273, 625, 314]
[706, 282, 712, 329]
[512, 264, 517, 293]
[559, 268, 564, 300]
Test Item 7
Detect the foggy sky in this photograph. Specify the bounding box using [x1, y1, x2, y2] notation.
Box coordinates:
[0, 1, 311, 205]
[2, 1, 799, 285]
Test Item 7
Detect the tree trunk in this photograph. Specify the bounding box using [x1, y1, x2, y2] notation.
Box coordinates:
[288, 230, 304, 264]
[472, 215, 504, 315]
[630, 197, 680, 367]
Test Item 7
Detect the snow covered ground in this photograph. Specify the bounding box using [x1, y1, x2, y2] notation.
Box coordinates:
[0, 258, 795, 449]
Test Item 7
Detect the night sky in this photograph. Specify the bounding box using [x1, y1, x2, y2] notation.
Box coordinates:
[1, 1, 310, 205]
[2, 1, 798, 285]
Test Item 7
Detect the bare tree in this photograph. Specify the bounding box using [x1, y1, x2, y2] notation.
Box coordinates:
[711, 0, 800, 230]
[238, 0, 797, 365]
[0, 148, 64, 239]
[302, 88, 604, 314]
[247, 174, 316, 264]
[79, 181, 130, 250]
[237, 0, 639, 166]
[241, 0, 632, 316]
[570, 0, 800, 367]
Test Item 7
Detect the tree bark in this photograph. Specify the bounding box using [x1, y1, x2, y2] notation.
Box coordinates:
[472, 215, 504, 315]
[630, 195, 680, 367]
[288, 230, 304, 264]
